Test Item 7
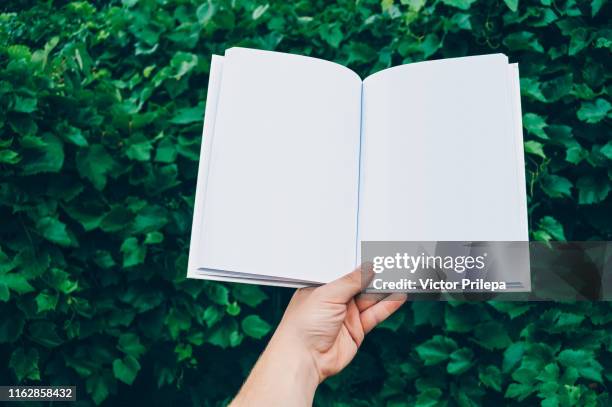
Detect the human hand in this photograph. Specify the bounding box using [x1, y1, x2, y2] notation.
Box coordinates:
[231, 267, 406, 407]
[276, 267, 407, 381]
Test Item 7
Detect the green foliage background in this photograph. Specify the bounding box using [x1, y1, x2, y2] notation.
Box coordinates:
[0, 0, 611, 405]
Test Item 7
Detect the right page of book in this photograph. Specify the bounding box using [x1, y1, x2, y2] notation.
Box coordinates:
[358, 54, 528, 244]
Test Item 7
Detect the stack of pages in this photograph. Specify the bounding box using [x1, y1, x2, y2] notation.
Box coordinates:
[187, 47, 528, 287]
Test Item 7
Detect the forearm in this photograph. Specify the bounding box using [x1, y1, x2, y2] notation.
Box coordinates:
[230, 331, 319, 407]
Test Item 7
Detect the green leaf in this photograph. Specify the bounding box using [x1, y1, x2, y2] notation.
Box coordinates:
[577, 99, 611, 123]
[120, 237, 146, 267]
[170, 104, 205, 124]
[165, 307, 191, 340]
[541, 174, 572, 198]
[59, 124, 88, 147]
[12, 96, 37, 113]
[86, 373, 112, 405]
[503, 0, 518, 12]
[9, 347, 40, 381]
[144, 231, 164, 244]
[20, 133, 64, 175]
[576, 176, 610, 204]
[29, 321, 63, 348]
[598, 141, 612, 160]
[415, 335, 458, 365]
[76, 144, 116, 190]
[0, 283, 9, 302]
[35, 290, 58, 313]
[125, 135, 153, 161]
[558, 349, 603, 383]
[524, 140, 546, 158]
[538, 216, 566, 241]
[232, 285, 268, 307]
[0, 308, 25, 343]
[36, 216, 73, 246]
[170, 52, 198, 80]
[0, 149, 21, 164]
[440, 0, 477, 10]
[479, 365, 502, 391]
[503, 32, 544, 52]
[155, 137, 177, 163]
[473, 321, 511, 350]
[523, 113, 548, 139]
[447, 348, 474, 374]
[415, 388, 442, 407]
[205, 283, 230, 306]
[132, 205, 168, 234]
[505, 383, 535, 400]
[591, 0, 605, 16]
[118, 333, 146, 358]
[3, 273, 35, 294]
[319, 24, 343, 48]
[241, 315, 271, 339]
[113, 355, 141, 385]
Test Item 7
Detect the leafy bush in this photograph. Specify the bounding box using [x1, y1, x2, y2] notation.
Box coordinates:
[0, 0, 610, 405]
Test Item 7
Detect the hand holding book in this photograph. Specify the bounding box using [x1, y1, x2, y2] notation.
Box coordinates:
[230, 267, 406, 406]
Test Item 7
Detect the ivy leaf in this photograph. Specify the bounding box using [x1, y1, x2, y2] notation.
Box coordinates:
[558, 349, 603, 383]
[0, 283, 9, 302]
[541, 174, 572, 198]
[35, 290, 58, 313]
[447, 348, 474, 374]
[416, 335, 458, 365]
[440, 0, 477, 10]
[415, 388, 442, 407]
[0, 149, 21, 164]
[144, 231, 164, 244]
[20, 133, 64, 175]
[125, 135, 153, 161]
[169, 103, 205, 124]
[538, 216, 566, 241]
[576, 175, 610, 204]
[479, 365, 502, 391]
[503, 32, 544, 52]
[118, 333, 146, 358]
[12, 96, 37, 113]
[9, 347, 40, 382]
[591, 0, 605, 16]
[523, 113, 548, 139]
[524, 140, 546, 158]
[241, 315, 271, 339]
[319, 23, 343, 48]
[232, 285, 268, 307]
[503, 0, 518, 12]
[86, 373, 112, 405]
[29, 321, 63, 348]
[112, 355, 141, 385]
[473, 321, 511, 350]
[577, 98, 611, 123]
[120, 237, 146, 267]
[76, 144, 116, 190]
[36, 216, 73, 247]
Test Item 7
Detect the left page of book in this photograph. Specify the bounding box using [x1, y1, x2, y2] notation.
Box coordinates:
[189, 48, 362, 284]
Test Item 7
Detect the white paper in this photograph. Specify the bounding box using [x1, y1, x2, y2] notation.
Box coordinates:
[358, 55, 527, 243]
[197, 48, 362, 283]
[187, 55, 224, 279]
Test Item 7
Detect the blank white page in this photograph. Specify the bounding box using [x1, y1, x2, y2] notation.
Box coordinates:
[200, 48, 362, 283]
[358, 55, 527, 242]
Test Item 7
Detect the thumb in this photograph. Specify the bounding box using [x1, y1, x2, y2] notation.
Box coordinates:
[317, 265, 372, 303]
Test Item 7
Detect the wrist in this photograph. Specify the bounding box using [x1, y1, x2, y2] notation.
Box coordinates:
[267, 328, 320, 395]
[232, 328, 319, 407]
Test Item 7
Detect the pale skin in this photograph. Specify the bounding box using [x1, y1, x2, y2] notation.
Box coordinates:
[230, 267, 407, 406]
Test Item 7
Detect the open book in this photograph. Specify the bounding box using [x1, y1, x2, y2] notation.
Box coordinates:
[187, 47, 528, 288]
